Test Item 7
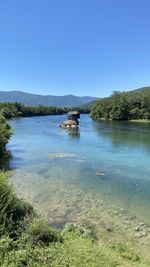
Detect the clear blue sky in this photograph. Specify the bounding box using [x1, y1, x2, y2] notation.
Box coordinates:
[0, 0, 150, 97]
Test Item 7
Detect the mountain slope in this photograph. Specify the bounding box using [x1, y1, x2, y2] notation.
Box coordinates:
[127, 86, 150, 94]
[79, 99, 99, 109]
[0, 91, 97, 107]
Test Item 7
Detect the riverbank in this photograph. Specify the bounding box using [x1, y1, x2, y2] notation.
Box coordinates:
[12, 169, 150, 259]
[130, 119, 150, 123]
[0, 171, 150, 267]
[91, 117, 150, 123]
[3, 114, 150, 265]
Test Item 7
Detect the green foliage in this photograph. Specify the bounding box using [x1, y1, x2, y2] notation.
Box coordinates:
[0, 172, 33, 238]
[0, 102, 66, 118]
[0, 115, 12, 156]
[0, 173, 150, 267]
[63, 222, 97, 240]
[110, 242, 140, 262]
[0, 102, 90, 119]
[1, 233, 150, 267]
[91, 90, 150, 121]
[26, 219, 63, 246]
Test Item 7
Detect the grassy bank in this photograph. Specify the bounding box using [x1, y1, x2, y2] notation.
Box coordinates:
[0, 172, 150, 267]
[130, 119, 150, 123]
[91, 117, 150, 123]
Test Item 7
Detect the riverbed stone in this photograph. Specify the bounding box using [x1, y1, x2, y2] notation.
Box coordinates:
[106, 225, 113, 232]
[135, 227, 141, 231]
[113, 211, 119, 215]
[128, 215, 136, 220]
[139, 222, 145, 226]
[141, 231, 147, 237]
[134, 233, 143, 238]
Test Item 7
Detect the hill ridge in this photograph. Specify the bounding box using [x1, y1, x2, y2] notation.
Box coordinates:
[0, 91, 97, 107]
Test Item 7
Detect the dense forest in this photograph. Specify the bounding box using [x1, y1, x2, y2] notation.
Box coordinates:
[91, 90, 150, 120]
[0, 102, 90, 119]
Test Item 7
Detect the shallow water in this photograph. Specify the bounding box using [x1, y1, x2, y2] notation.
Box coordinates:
[7, 115, 150, 225]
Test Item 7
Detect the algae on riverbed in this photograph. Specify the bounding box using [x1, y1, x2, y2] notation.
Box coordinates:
[1, 171, 150, 267]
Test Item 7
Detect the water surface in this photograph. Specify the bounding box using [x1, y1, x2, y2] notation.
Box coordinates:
[7, 115, 150, 226]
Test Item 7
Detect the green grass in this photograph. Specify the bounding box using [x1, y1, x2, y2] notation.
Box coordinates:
[0, 171, 150, 267]
[0, 232, 150, 267]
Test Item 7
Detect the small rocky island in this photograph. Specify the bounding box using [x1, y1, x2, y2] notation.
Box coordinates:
[60, 111, 80, 129]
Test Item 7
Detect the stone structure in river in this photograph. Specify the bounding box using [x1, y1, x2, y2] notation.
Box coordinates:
[60, 111, 80, 129]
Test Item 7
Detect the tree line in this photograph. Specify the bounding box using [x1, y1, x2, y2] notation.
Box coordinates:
[91, 90, 150, 120]
[0, 102, 90, 119]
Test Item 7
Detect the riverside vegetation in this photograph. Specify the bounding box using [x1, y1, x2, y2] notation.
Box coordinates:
[0, 172, 150, 267]
[0, 114, 12, 157]
[0, 111, 150, 266]
[91, 89, 150, 120]
[0, 102, 90, 119]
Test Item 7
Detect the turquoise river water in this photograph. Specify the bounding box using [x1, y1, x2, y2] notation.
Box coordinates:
[6, 115, 150, 227]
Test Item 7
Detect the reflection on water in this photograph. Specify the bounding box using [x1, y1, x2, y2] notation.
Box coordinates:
[92, 119, 150, 152]
[60, 128, 80, 140]
[7, 115, 150, 226]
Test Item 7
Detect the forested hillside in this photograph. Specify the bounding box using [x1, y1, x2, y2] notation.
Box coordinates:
[0, 91, 97, 107]
[91, 89, 150, 120]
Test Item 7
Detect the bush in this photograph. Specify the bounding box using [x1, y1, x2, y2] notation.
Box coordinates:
[110, 241, 140, 262]
[63, 223, 97, 240]
[27, 219, 63, 246]
[0, 114, 12, 156]
[0, 173, 33, 238]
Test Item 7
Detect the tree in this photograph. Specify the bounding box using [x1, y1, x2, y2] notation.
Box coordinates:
[0, 115, 12, 156]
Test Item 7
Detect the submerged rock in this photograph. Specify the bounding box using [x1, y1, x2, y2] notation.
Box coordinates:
[106, 225, 113, 232]
[95, 172, 105, 176]
[48, 152, 76, 160]
[76, 159, 86, 163]
[141, 231, 147, 237]
[139, 222, 145, 226]
[135, 227, 141, 231]
[135, 232, 143, 238]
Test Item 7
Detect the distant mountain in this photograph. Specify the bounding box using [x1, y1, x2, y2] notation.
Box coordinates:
[127, 86, 150, 94]
[80, 99, 99, 109]
[0, 91, 98, 107]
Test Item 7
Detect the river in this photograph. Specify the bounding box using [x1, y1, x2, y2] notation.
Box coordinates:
[7, 115, 150, 229]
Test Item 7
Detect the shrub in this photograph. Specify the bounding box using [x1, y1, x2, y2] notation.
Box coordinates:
[0, 115, 12, 156]
[27, 219, 63, 246]
[110, 241, 140, 262]
[0, 173, 33, 238]
[63, 223, 97, 240]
